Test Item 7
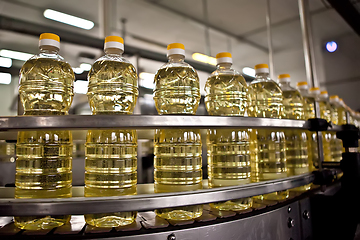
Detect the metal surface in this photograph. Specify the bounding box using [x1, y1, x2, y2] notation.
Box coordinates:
[0, 173, 314, 216]
[266, 0, 275, 80]
[0, 115, 309, 131]
[299, 198, 312, 239]
[99, 202, 301, 240]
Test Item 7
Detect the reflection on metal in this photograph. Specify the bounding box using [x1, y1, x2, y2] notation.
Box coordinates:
[0, 115, 310, 131]
[0, 173, 314, 216]
[0, 141, 15, 163]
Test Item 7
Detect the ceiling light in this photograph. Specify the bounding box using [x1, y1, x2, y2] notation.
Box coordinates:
[80, 63, 92, 71]
[43, 9, 94, 30]
[139, 72, 155, 89]
[192, 53, 216, 66]
[72, 67, 84, 74]
[74, 80, 88, 94]
[0, 49, 33, 61]
[242, 67, 256, 78]
[0, 57, 12, 68]
[0, 73, 11, 85]
[326, 41, 337, 53]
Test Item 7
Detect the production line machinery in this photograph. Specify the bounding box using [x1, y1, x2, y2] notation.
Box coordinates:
[0, 115, 357, 240]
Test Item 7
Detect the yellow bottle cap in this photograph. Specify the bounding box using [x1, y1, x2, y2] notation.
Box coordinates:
[296, 81, 308, 86]
[216, 52, 232, 64]
[254, 64, 269, 74]
[104, 36, 124, 51]
[329, 95, 339, 100]
[167, 43, 185, 57]
[39, 33, 60, 49]
[320, 90, 328, 95]
[278, 74, 291, 83]
[310, 87, 320, 91]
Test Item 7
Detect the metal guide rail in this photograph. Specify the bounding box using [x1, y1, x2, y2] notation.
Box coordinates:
[0, 115, 341, 131]
[0, 174, 314, 216]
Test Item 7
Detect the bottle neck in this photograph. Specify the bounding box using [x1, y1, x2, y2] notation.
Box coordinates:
[168, 54, 185, 63]
[105, 48, 123, 56]
[279, 81, 290, 87]
[298, 88, 309, 96]
[39, 45, 59, 54]
[255, 72, 270, 79]
[217, 63, 232, 70]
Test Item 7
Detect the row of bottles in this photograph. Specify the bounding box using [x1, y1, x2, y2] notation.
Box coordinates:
[14, 33, 357, 230]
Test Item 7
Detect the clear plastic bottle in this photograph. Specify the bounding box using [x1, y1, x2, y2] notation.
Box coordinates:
[153, 43, 202, 220]
[205, 52, 252, 211]
[15, 33, 74, 230]
[329, 95, 343, 162]
[296, 82, 317, 171]
[278, 75, 309, 178]
[309, 88, 332, 162]
[249, 64, 288, 200]
[85, 36, 138, 227]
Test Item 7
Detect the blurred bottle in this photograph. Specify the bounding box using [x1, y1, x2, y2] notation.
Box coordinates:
[205, 52, 252, 211]
[153, 43, 202, 220]
[15, 33, 74, 230]
[249, 64, 288, 200]
[329, 95, 343, 162]
[85, 36, 138, 227]
[296, 82, 317, 171]
[309, 88, 332, 162]
[278, 75, 309, 181]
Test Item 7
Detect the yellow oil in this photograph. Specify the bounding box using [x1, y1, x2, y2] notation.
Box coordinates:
[15, 56, 74, 230]
[319, 101, 332, 162]
[281, 90, 309, 175]
[205, 73, 252, 211]
[153, 62, 202, 220]
[330, 103, 342, 162]
[249, 80, 288, 200]
[85, 59, 138, 227]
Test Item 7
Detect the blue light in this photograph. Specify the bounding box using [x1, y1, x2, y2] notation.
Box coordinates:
[326, 41, 337, 52]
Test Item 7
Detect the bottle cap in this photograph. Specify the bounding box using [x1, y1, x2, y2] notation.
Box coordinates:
[39, 33, 60, 49]
[216, 52, 232, 64]
[296, 81, 308, 90]
[104, 36, 124, 51]
[320, 90, 328, 98]
[167, 43, 185, 57]
[254, 64, 269, 74]
[278, 74, 291, 83]
[309, 87, 320, 95]
[329, 95, 339, 104]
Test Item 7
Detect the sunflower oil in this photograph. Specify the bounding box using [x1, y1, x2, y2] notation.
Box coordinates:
[329, 95, 343, 162]
[297, 82, 317, 171]
[278, 75, 308, 178]
[15, 33, 74, 230]
[205, 52, 252, 211]
[249, 64, 288, 200]
[153, 43, 202, 220]
[308, 87, 332, 163]
[85, 36, 138, 227]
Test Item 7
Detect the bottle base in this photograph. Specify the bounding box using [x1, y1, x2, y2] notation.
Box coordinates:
[155, 205, 203, 220]
[85, 212, 137, 228]
[210, 197, 253, 211]
[291, 184, 312, 192]
[14, 215, 70, 230]
[254, 190, 289, 201]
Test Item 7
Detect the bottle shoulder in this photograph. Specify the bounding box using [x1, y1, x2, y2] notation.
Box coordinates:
[94, 54, 131, 64]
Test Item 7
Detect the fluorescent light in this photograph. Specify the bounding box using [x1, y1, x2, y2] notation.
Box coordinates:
[72, 67, 84, 74]
[0, 49, 33, 61]
[192, 53, 216, 66]
[326, 41, 337, 53]
[43, 9, 94, 30]
[139, 72, 155, 89]
[0, 57, 12, 68]
[80, 63, 92, 71]
[74, 80, 88, 94]
[0, 73, 11, 84]
[242, 67, 255, 77]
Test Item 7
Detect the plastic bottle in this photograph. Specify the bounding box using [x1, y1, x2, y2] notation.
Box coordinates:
[278, 75, 308, 179]
[329, 95, 343, 162]
[309, 87, 332, 162]
[153, 43, 202, 220]
[296, 82, 317, 171]
[249, 64, 288, 200]
[85, 36, 138, 227]
[205, 52, 252, 211]
[15, 33, 74, 230]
